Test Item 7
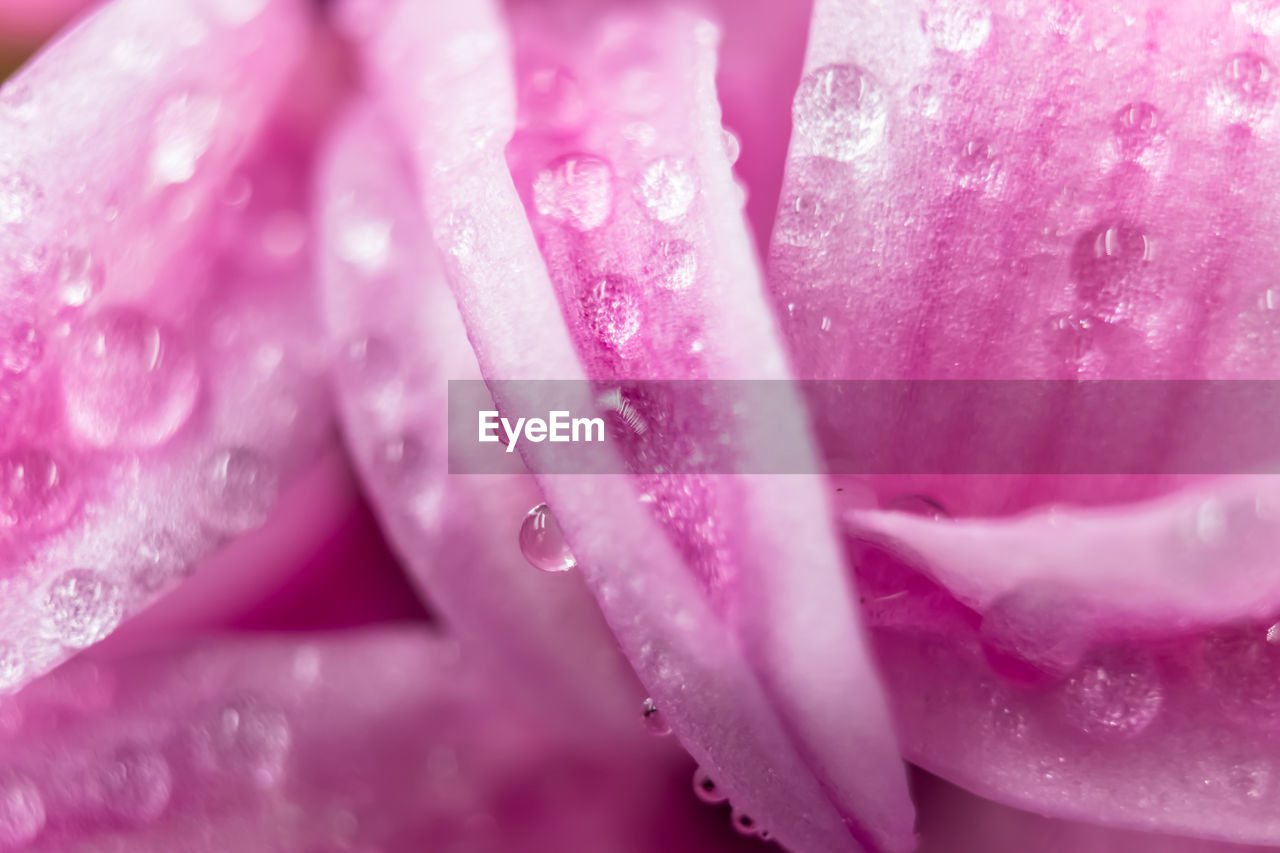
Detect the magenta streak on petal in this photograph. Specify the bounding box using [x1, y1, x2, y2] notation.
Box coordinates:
[0, 629, 741, 852]
[354, 1, 912, 850]
[315, 102, 642, 737]
[0, 0, 331, 693]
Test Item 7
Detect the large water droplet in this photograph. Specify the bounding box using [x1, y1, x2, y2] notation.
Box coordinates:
[1069, 221, 1150, 315]
[585, 274, 641, 348]
[693, 767, 727, 804]
[0, 775, 44, 849]
[532, 154, 615, 230]
[641, 697, 671, 736]
[519, 503, 575, 573]
[1, 324, 41, 376]
[199, 448, 279, 534]
[792, 64, 887, 161]
[0, 448, 77, 535]
[150, 92, 222, 185]
[1114, 102, 1159, 153]
[43, 569, 124, 649]
[1202, 622, 1280, 727]
[94, 745, 172, 823]
[519, 67, 587, 134]
[647, 239, 698, 293]
[53, 247, 105, 309]
[131, 530, 190, 594]
[61, 309, 200, 448]
[1059, 646, 1162, 739]
[922, 0, 992, 53]
[1225, 51, 1274, 102]
[633, 157, 698, 223]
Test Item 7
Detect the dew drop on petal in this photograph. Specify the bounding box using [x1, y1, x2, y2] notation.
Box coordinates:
[95, 745, 172, 823]
[1225, 51, 1274, 102]
[150, 92, 222, 186]
[647, 239, 698, 292]
[641, 697, 671, 736]
[922, 0, 992, 53]
[42, 569, 124, 649]
[1069, 221, 1150, 313]
[519, 503, 575, 573]
[0, 448, 77, 534]
[1202, 622, 1280, 727]
[633, 157, 698, 223]
[1, 324, 41, 376]
[1114, 101, 1159, 152]
[61, 309, 200, 448]
[0, 775, 44, 849]
[53, 247, 105, 309]
[980, 586, 1090, 684]
[199, 448, 279, 534]
[793, 64, 887, 161]
[585, 274, 641, 348]
[532, 154, 615, 230]
[1060, 646, 1163, 739]
[693, 767, 727, 804]
[722, 129, 741, 165]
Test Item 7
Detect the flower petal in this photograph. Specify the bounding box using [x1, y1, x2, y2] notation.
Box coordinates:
[357, 1, 914, 850]
[0, 0, 331, 690]
[315, 100, 642, 733]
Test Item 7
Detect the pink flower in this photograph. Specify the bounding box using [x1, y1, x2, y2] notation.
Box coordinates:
[1, 0, 1279, 850]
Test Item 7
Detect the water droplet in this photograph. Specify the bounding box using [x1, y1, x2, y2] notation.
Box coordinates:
[922, 0, 992, 53]
[1114, 102, 1159, 152]
[731, 809, 760, 837]
[94, 745, 171, 823]
[150, 92, 222, 185]
[519, 67, 586, 134]
[886, 493, 949, 518]
[195, 697, 291, 788]
[336, 210, 392, 275]
[722, 129, 741, 165]
[131, 530, 190, 593]
[793, 64, 887, 161]
[532, 154, 615, 230]
[0, 775, 44, 848]
[641, 697, 671, 735]
[1202, 622, 1280, 727]
[633, 157, 698, 223]
[585, 274, 641, 348]
[199, 448, 278, 534]
[1069, 221, 1150, 314]
[0, 174, 38, 226]
[519, 503, 575, 573]
[980, 586, 1090, 684]
[43, 569, 124, 649]
[0, 448, 77, 534]
[1225, 51, 1274, 102]
[61, 309, 200, 448]
[1225, 759, 1272, 800]
[1060, 646, 1163, 739]
[53, 247, 105, 309]
[692, 767, 727, 804]
[2, 324, 41, 376]
[647, 239, 698, 292]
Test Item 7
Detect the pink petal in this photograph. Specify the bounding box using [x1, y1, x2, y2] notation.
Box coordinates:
[357, 1, 914, 850]
[0, 0, 332, 690]
[770, 0, 1280, 843]
[0, 629, 749, 852]
[0, 0, 94, 43]
[315, 101, 642, 733]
